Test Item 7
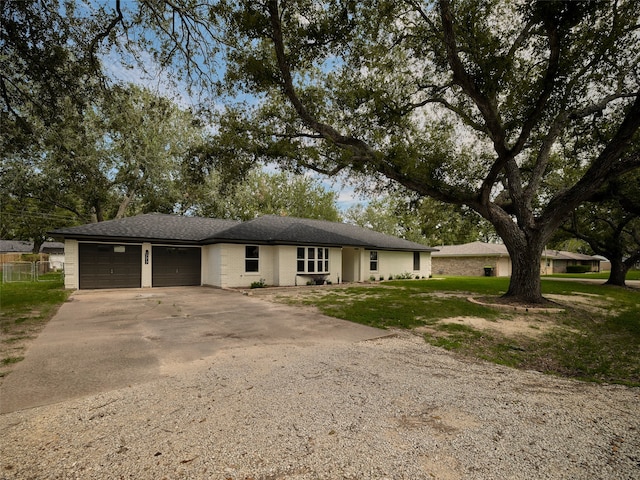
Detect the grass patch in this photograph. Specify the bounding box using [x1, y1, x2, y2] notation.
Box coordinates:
[1, 356, 24, 365]
[0, 279, 71, 372]
[543, 270, 640, 280]
[304, 284, 500, 329]
[280, 278, 640, 386]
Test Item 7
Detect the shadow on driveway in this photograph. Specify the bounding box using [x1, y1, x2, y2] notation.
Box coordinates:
[0, 287, 385, 414]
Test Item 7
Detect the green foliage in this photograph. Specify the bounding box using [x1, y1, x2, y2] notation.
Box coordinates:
[181, 0, 640, 302]
[555, 170, 640, 286]
[2, 83, 210, 240]
[4, 0, 640, 304]
[394, 272, 415, 280]
[250, 278, 266, 289]
[194, 168, 340, 221]
[0, 278, 70, 371]
[566, 265, 591, 274]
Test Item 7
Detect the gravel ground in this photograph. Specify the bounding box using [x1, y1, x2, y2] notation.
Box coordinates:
[1, 330, 638, 480]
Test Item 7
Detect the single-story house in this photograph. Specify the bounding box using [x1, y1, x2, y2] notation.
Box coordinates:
[51, 213, 437, 290]
[593, 255, 611, 271]
[549, 250, 602, 273]
[0, 240, 65, 269]
[431, 241, 601, 277]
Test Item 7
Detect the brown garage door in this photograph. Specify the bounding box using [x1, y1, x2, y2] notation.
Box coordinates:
[152, 246, 201, 287]
[79, 243, 142, 289]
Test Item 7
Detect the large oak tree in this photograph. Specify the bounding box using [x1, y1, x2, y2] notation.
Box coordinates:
[5, 0, 640, 303]
[131, 0, 638, 303]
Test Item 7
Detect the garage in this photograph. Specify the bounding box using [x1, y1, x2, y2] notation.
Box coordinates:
[79, 243, 142, 289]
[152, 246, 201, 287]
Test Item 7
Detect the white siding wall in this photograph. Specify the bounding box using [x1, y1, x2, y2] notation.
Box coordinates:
[202, 244, 223, 287]
[215, 244, 345, 287]
[341, 247, 360, 282]
[276, 246, 298, 286]
[63, 239, 78, 289]
[217, 244, 275, 288]
[364, 250, 432, 280]
[328, 248, 342, 284]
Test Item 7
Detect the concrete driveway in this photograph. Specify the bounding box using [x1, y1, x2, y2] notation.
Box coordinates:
[0, 287, 385, 414]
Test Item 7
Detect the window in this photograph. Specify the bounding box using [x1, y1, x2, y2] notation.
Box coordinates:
[297, 247, 330, 274]
[245, 245, 259, 272]
[413, 251, 420, 271]
[369, 251, 378, 271]
[297, 247, 305, 273]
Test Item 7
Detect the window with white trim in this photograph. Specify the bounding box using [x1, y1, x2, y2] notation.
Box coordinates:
[369, 251, 378, 271]
[245, 245, 259, 272]
[297, 247, 329, 273]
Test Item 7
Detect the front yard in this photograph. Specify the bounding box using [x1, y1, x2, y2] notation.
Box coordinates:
[260, 277, 640, 386]
[2, 275, 638, 387]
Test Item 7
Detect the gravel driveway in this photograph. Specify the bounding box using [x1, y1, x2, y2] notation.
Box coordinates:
[0, 289, 638, 479]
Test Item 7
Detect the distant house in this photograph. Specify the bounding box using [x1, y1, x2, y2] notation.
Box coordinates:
[593, 255, 611, 271]
[41, 242, 66, 270]
[431, 241, 601, 277]
[0, 240, 65, 269]
[549, 250, 601, 273]
[51, 213, 437, 290]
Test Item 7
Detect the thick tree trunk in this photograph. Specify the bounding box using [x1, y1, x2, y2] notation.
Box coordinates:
[488, 209, 547, 304]
[605, 258, 629, 287]
[503, 241, 545, 303]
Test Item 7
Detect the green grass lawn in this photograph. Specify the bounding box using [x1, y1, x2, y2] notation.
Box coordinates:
[544, 269, 640, 280]
[283, 277, 640, 386]
[0, 278, 71, 375]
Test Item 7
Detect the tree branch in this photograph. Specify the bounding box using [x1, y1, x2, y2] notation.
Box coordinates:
[543, 93, 640, 234]
[266, 0, 377, 163]
[89, 0, 124, 71]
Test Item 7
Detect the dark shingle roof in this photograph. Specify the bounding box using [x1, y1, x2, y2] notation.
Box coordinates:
[206, 215, 435, 251]
[50, 214, 240, 243]
[0, 240, 65, 253]
[51, 213, 436, 251]
[0, 240, 34, 253]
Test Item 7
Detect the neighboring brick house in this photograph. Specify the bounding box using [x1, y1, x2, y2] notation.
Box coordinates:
[549, 250, 602, 273]
[431, 241, 601, 277]
[51, 214, 436, 290]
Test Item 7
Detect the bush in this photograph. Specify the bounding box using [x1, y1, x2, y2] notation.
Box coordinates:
[250, 278, 266, 288]
[566, 265, 591, 274]
[394, 272, 414, 280]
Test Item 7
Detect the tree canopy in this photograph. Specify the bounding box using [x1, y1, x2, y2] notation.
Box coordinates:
[192, 168, 341, 221]
[122, 0, 639, 302]
[345, 193, 496, 246]
[559, 171, 640, 286]
[3, 0, 640, 303]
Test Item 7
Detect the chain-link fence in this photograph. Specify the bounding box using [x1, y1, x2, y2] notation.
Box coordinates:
[1, 262, 64, 283]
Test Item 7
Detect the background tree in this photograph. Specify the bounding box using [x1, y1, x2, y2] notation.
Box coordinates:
[1, 84, 209, 236]
[558, 171, 640, 287]
[193, 169, 340, 221]
[181, 0, 639, 303]
[345, 192, 495, 246]
[0, 0, 114, 153]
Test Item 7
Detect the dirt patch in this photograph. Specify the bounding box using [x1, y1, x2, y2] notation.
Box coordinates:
[545, 293, 616, 315]
[416, 315, 554, 338]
